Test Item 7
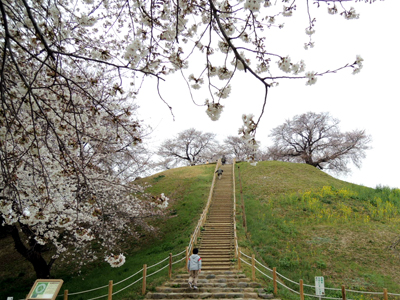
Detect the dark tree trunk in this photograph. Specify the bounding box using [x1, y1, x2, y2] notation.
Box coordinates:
[9, 223, 52, 278]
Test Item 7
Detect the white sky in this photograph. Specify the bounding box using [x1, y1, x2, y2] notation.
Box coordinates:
[136, 0, 400, 189]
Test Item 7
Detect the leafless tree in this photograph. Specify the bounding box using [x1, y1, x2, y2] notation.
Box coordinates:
[158, 128, 218, 166]
[224, 136, 259, 161]
[267, 112, 372, 174]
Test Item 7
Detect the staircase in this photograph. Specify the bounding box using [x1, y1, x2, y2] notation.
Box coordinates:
[199, 164, 234, 271]
[143, 163, 279, 300]
[144, 270, 276, 300]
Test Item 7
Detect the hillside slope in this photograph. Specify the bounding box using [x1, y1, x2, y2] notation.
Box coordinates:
[2, 161, 400, 300]
[235, 161, 400, 296]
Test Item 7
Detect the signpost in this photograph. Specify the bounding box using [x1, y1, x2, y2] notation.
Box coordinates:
[315, 276, 325, 300]
[26, 279, 63, 300]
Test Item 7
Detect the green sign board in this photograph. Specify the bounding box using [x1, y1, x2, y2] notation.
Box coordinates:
[26, 279, 63, 300]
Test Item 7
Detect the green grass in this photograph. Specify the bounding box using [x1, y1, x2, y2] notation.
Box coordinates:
[235, 161, 400, 300]
[0, 164, 216, 300]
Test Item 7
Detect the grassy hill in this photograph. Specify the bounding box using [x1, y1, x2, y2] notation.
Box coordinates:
[235, 161, 400, 298]
[1, 161, 400, 300]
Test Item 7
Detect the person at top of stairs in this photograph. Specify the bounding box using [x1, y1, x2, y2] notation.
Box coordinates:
[187, 248, 202, 289]
[221, 155, 227, 165]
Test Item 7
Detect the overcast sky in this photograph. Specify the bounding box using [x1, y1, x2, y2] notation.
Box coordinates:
[136, 0, 399, 189]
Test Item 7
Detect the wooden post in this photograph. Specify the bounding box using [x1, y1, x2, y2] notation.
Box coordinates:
[384, 288, 388, 300]
[342, 285, 346, 300]
[142, 264, 147, 295]
[186, 247, 189, 269]
[63, 290, 68, 300]
[251, 254, 256, 281]
[169, 253, 173, 279]
[234, 237, 238, 258]
[238, 248, 241, 270]
[300, 280, 304, 300]
[273, 267, 277, 295]
[108, 280, 113, 300]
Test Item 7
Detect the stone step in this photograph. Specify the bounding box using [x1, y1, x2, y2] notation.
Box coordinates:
[145, 292, 259, 299]
[199, 243, 233, 247]
[201, 232, 233, 234]
[168, 278, 251, 284]
[156, 287, 256, 293]
[199, 248, 233, 252]
[199, 246, 233, 249]
[199, 256, 232, 260]
[199, 241, 233, 245]
[175, 272, 245, 278]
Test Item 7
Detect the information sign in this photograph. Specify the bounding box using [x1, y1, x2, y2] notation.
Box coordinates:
[315, 276, 325, 296]
[26, 279, 63, 300]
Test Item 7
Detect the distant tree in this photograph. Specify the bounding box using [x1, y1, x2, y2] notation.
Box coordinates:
[224, 136, 259, 161]
[158, 129, 218, 166]
[267, 112, 371, 174]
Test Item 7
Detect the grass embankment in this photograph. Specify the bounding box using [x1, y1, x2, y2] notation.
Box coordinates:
[0, 164, 215, 300]
[235, 161, 400, 300]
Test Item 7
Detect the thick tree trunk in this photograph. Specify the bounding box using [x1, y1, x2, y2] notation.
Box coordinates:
[9, 224, 52, 278]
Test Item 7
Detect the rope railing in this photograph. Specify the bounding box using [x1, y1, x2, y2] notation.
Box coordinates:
[62, 250, 187, 300]
[57, 161, 221, 300]
[237, 249, 400, 300]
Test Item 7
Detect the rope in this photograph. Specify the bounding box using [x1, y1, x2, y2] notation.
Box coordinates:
[254, 265, 273, 281]
[240, 251, 252, 259]
[67, 284, 109, 295]
[240, 257, 252, 266]
[254, 258, 273, 272]
[112, 277, 143, 296]
[148, 255, 170, 269]
[347, 290, 385, 295]
[113, 268, 143, 286]
[172, 249, 186, 257]
[146, 263, 169, 278]
[276, 270, 300, 286]
[172, 255, 186, 265]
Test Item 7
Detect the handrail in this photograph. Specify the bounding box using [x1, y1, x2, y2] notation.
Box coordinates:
[239, 252, 400, 298]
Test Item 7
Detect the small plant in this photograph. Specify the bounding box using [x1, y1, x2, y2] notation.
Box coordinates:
[153, 175, 166, 182]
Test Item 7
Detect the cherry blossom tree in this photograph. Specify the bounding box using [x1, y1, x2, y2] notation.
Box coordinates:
[1, 0, 379, 277]
[158, 128, 218, 166]
[267, 112, 372, 174]
[224, 135, 259, 161]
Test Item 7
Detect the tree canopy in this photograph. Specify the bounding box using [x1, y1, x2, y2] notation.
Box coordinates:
[158, 128, 218, 166]
[267, 111, 372, 174]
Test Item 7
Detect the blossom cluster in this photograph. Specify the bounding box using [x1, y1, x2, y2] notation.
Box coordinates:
[205, 100, 224, 121]
[105, 253, 126, 268]
[278, 56, 306, 75]
[352, 55, 364, 74]
[305, 71, 318, 85]
[156, 193, 170, 209]
[188, 74, 205, 90]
